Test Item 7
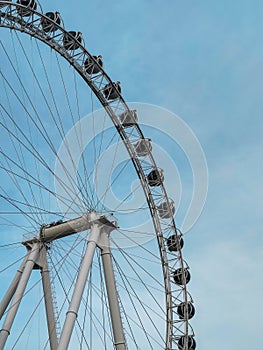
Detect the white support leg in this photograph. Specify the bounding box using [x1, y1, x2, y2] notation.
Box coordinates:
[99, 227, 126, 350]
[0, 242, 40, 350]
[57, 222, 101, 350]
[0, 255, 27, 320]
[40, 246, 58, 350]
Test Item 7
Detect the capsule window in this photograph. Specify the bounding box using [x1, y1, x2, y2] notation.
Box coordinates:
[157, 200, 175, 219]
[41, 12, 61, 33]
[147, 169, 164, 187]
[63, 31, 82, 51]
[173, 268, 191, 285]
[177, 302, 195, 320]
[167, 235, 184, 252]
[119, 110, 138, 127]
[134, 139, 152, 157]
[103, 82, 121, 100]
[84, 55, 103, 75]
[178, 336, 196, 350]
[17, 0, 37, 17]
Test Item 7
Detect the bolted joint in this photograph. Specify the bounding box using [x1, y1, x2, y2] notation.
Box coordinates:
[0, 328, 10, 336]
[66, 310, 78, 318]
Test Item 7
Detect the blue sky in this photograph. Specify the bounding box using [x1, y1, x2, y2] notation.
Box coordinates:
[1, 0, 262, 348]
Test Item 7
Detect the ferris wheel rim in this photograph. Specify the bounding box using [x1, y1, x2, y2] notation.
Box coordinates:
[0, 2, 195, 349]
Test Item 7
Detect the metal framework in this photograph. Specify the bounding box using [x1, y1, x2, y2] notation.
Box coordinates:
[0, 213, 126, 350]
[0, 1, 195, 349]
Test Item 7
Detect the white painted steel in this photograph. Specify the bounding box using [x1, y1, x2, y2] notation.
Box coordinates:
[57, 217, 101, 350]
[41, 246, 59, 350]
[99, 226, 126, 350]
[0, 243, 40, 350]
[0, 256, 27, 320]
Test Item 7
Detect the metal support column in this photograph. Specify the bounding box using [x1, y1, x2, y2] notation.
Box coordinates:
[99, 227, 126, 350]
[0, 242, 40, 350]
[57, 221, 101, 350]
[40, 246, 58, 350]
[0, 255, 27, 320]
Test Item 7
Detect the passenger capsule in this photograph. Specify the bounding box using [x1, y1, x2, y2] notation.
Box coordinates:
[157, 199, 175, 219]
[167, 235, 184, 252]
[177, 302, 195, 320]
[84, 55, 103, 74]
[147, 169, 164, 187]
[17, 0, 37, 17]
[41, 12, 61, 33]
[178, 336, 196, 350]
[134, 138, 152, 157]
[173, 268, 191, 285]
[103, 81, 121, 100]
[119, 110, 138, 127]
[63, 31, 82, 50]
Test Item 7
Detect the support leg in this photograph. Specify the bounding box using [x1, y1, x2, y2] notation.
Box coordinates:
[57, 223, 101, 350]
[100, 228, 126, 350]
[0, 242, 40, 350]
[41, 246, 58, 350]
[0, 255, 28, 320]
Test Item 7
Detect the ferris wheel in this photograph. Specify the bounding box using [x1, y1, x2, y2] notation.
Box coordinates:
[0, 1, 197, 349]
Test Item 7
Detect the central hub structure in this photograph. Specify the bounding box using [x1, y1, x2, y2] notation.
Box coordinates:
[0, 213, 126, 350]
[23, 212, 118, 245]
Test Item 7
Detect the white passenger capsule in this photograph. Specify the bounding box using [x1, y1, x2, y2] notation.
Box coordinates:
[147, 168, 164, 187]
[17, 0, 37, 17]
[157, 199, 175, 218]
[119, 110, 138, 127]
[41, 12, 61, 33]
[134, 138, 152, 157]
[63, 31, 82, 51]
[178, 336, 196, 350]
[103, 81, 121, 100]
[84, 55, 103, 75]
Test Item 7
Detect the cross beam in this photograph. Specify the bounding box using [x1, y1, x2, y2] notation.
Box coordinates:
[23, 212, 117, 245]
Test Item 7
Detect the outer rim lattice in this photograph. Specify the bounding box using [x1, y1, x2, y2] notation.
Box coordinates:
[0, 1, 195, 349]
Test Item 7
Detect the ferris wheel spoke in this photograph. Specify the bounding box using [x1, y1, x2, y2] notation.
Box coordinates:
[34, 40, 67, 140]
[53, 52, 96, 208]
[0, 162, 43, 225]
[113, 261, 159, 349]
[112, 232, 162, 264]
[84, 280, 115, 347]
[1, 38, 95, 214]
[0, 118, 87, 219]
[34, 39, 95, 210]
[0, 192, 42, 227]
[10, 294, 44, 350]
[117, 298, 139, 349]
[1, 104, 48, 224]
[73, 71, 94, 209]
[0, 147, 80, 211]
[0, 45, 57, 157]
[0, 104, 46, 225]
[0, 187, 62, 221]
[0, 144, 63, 225]
[115, 253, 165, 330]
